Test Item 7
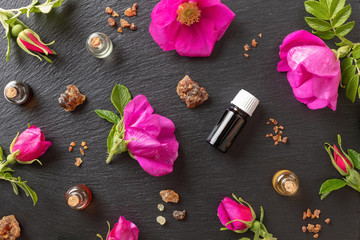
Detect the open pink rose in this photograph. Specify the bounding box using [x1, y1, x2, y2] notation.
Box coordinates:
[107, 216, 139, 240]
[11, 125, 51, 163]
[149, 0, 235, 57]
[217, 197, 254, 232]
[277, 30, 341, 111]
[124, 95, 179, 177]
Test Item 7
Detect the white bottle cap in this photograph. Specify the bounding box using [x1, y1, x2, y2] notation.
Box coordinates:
[231, 89, 259, 116]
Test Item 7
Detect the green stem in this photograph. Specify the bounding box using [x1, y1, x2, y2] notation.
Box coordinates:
[0, 161, 9, 172]
[106, 153, 114, 164]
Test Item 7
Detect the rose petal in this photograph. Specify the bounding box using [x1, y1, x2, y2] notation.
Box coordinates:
[149, 20, 181, 51]
[150, 0, 188, 26]
[279, 30, 327, 61]
[277, 59, 291, 72]
[107, 216, 139, 240]
[175, 18, 217, 57]
[201, 3, 235, 40]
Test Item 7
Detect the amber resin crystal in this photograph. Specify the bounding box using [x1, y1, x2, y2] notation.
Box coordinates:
[58, 85, 86, 112]
[176, 75, 209, 108]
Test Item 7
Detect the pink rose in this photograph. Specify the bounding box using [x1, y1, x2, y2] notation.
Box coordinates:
[277, 30, 341, 111]
[331, 144, 353, 176]
[124, 95, 179, 177]
[149, 0, 235, 57]
[217, 197, 255, 232]
[107, 216, 139, 240]
[10, 125, 51, 164]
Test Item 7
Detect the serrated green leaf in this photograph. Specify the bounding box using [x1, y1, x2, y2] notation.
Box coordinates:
[23, 184, 38, 205]
[305, 1, 330, 20]
[330, 0, 346, 17]
[335, 21, 355, 37]
[352, 46, 360, 59]
[95, 110, 121, 124]
[0, 146, 3, 161]
[348, 149, 360, 170]
[314, 30, 336, 40]
[319, 179, 347, 199]
[346, 74, 359, 102]
[341, 62, 356, 86]
[305, 17, 332, 31]
[341, 57, 353, 69]
[111, 84, 132, 117]
[332, 4, 351, 28]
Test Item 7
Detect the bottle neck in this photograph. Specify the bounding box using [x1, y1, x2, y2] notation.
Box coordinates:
[230, 104, 249, 118]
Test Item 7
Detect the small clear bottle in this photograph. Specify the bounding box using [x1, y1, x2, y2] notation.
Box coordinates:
[272, 170, 299, 196]
[206, 89, 259, 152]
[4, 81, 32, 105]
[65, 184, 92, 210]
[86, 32, 113, 58]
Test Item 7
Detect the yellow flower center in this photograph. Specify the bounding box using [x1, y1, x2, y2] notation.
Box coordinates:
[176, 2, 201, 26]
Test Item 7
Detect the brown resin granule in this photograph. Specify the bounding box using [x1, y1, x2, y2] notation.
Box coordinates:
[111, 10, 119, 18]
[0, 215, 21, 240]
[244, 44, 251, 51]
[302, 226, 307, 233]
[176, 75, 209, 108]
[75, 157, 82, 167]
[313, 209, 321, 219]
[108, 18, 116, 27]
[265, 118, 288, 146]
[307, 209, 312, 218]
[160, 190, 179, 203]
[58, 85, 86, 112]
[252, 39, 258, 47]
[117, 27, 123, 33]
[244, 53, 249, 58]
[173, 210, 186, 220]
[120, 18, 131, 28]
[258, 33, 263, 38]
[132, 3, 138, 14]
[313, 234, 319, 238]
[105, 7, 113, 14]
[68, 146, 73, 152]
[80, 148, 85, 156]
[70, 142, 76, 147]
[130, 23, 138, 31]
[125, 8, 136, 17]
[325, 218, 331, 224]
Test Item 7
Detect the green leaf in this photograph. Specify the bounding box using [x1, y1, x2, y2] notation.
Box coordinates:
[335, 21, 355, 37]
[111, 84, 132, 117]
[0, 146, 3, 161]
[337, 45, 350, 58]
[346, 74, 359, 102]
[33, 0, 65, 14]
[305, 17, 332, 31]
[239, 238, 251, 240]
[332, 4, 351, 28]
[341, 63, 356, 86]
[107, 125, 116, 154]
[0, 12, 11, 61]
[348, 149, 360, 170]
[95, 110, 121, 124]
[11, 182, 19, 195]
[352, 46, 360, 59]
[23, 183, 38, 205]
[259, 206, 264, 223]
[314, 30, 335, 40]
[305, 1, 330, 20]
[330, 0, 346, 17]
[319, 179, 347, 199]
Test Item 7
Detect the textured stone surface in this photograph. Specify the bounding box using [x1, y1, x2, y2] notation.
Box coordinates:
[0, 0, 360, 239]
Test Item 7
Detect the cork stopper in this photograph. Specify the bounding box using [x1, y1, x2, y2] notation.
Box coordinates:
[67, 195, 80, 207]
[5, 87, 17, 99]
[284, 180, 297, 193]
[90, 37, 102, 48]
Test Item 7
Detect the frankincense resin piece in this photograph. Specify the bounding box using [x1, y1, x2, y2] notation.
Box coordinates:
[176, 75, 209, 108]
[58, 85, 86, 112]
[160, 189, 179, 203]
[0, 215, 21, 240]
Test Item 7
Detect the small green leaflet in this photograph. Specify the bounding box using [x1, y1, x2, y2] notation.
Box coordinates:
[313, 30, 335, 40]
[304, 1, 330, 20]
[348, 149, 360, 170]
[107, 125, 116, 154]
[332, 4, 351, 28]
[346, 74, 359, 102]
[95, 109, 120, 124]
[111, 84, 132, 117]
[305, 17, 332, 31]
[352, 45, 360, 59]
[319, 178, 347, 200]
[330, 0, 346, 17]
[0, 145, 3, 161]
[335, 21, 355, 37]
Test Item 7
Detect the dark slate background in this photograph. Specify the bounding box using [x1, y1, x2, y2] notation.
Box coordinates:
[0, 0, 360, 239]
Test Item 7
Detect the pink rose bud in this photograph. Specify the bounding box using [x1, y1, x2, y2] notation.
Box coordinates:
[107, 216, 139, 240]
[9, 125, 51, 164]
[16, 29, 56, 62]
[332, 144, 353, 175]
[217, 197, 255, 232]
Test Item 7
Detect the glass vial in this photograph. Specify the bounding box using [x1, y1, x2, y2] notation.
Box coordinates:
[4, 81, 32, 105]
[272, 170, 299, 196]
[65, 184, 92, 210]
[206, 89, 259, 152]
[86, 32, 113, 58]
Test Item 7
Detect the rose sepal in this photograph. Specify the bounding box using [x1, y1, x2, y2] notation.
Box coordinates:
[6, 150, 20, 165]
[16, 158, 42, 165]
[106, 120, 130, 164]
[9, 132, 19, 153]
[344, 168, 360, 192]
